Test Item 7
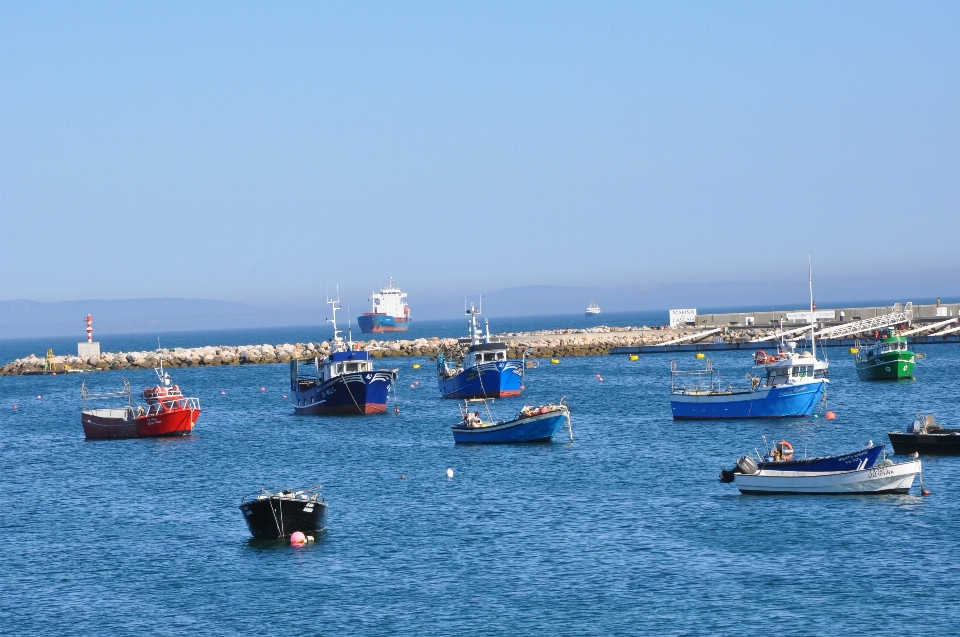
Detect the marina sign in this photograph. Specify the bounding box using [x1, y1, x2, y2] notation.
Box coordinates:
[786, 310, 836, 322]
[669, 308, 697, 328]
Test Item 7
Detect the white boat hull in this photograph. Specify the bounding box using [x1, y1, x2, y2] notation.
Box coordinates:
[733, 459, 921, 495]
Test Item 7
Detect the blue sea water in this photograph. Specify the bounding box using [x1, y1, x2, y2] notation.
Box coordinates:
[2, 334, 959, 635]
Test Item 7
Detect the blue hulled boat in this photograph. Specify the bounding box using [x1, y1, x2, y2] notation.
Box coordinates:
[436, 303, 525, 399]
[670, 345, 828, 419]
[452, 399, 571, 444]
[290, 296, 397, 415]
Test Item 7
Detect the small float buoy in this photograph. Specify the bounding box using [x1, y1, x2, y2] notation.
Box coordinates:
[849, 347, 859, 354]
[923, 489, 930, 496]
[520, 385, 525, 390]
[52, 372, 56, 376]
[36, 395, 41, 400]
[629, 354, 639, 361]
[282, 395, 287, 399]
[410, 384, 415, 388]
[400, 474, 405, 479]
[446, 468, 454, 479]
[12, 405, 17, 410]
[394, 405, 400, 414]
[221, 391, 226, 396]
[290, 531, 306, 546]
[260, 387, 265, 392]
[695, 352, 705, 359]
[414, 381, 419, 386]
[412, 364, 420, 369]
[825, 411, 836, 420]
[550, 359, 560, 364]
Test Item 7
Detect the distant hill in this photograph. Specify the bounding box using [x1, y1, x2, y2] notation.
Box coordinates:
[0, 299, 322, 340]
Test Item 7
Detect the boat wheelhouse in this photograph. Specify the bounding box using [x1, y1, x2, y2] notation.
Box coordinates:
[854, 331, 916, 380]
[290, 296, 397, 415]
[357, 277, 410, 333]
[585, 301, 601, 316]
[436, 303, 525, 399]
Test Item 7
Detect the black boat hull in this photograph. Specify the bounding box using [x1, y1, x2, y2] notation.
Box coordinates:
[888, 431, 960, 455]
[240, 497, 328, 539]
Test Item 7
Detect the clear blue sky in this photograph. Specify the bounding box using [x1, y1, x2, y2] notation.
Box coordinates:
[2, 1, 958, 312]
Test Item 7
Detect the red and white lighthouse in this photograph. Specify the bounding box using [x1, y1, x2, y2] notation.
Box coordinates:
[86, 314, 93, 342]
[78, 314, 101, 359]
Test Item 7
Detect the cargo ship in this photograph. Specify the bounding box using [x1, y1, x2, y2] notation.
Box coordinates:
[357, 278, 410, 333]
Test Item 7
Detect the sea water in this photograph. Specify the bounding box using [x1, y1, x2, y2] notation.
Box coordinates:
[1, 339, 959, 635]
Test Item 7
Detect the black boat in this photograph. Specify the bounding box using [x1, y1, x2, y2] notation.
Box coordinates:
[888, 413, 960, 455]
[239, 486, 328, 539]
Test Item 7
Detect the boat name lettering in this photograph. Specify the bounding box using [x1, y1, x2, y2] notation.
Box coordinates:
[867, 467, 894, 479]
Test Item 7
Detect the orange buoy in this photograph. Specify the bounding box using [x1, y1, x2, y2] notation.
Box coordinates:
[923, 489, 930, 496]
[825, 411, 836, 420]
[290, 531, 306, 546]
[12, 405, 17, 409]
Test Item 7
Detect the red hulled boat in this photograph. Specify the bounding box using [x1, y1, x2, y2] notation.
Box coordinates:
[81, 365, 201, 439]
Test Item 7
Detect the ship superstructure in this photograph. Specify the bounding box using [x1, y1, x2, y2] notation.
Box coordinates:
[358, 277, 410, 333]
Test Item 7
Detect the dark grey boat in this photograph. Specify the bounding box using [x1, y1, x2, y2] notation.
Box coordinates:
[888, 413, 960, 455]
[239, 486, 328, 539]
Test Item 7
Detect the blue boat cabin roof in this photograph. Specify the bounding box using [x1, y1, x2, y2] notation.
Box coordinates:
[330, 350, 370, 362]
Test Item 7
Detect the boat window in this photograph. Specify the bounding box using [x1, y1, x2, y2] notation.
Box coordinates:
[346, 363, 358, 373]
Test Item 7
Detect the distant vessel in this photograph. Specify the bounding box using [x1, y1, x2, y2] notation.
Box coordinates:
[358, 278, 410, 333]
[585, 301, 601, 316]
[290, 296, 397, 415]
[436, 303, 525, 399]
[81, 363, 201, 439]
[854, 331, 916, 380]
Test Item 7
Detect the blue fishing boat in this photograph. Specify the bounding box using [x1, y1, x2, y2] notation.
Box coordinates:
[436, 303, 525, 399]
[670, 349, 827, 419]
[452, 399, 571, 444]
[671, 262, 829, 420]
[289, 296, 397, 415]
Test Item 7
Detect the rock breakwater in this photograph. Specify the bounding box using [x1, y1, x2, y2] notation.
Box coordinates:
[0, 326, 774, 376]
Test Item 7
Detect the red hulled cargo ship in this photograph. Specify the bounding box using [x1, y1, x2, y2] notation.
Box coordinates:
[81, 364, 201, 439]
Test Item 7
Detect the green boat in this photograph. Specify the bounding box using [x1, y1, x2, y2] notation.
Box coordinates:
[854, 332, 916, 380]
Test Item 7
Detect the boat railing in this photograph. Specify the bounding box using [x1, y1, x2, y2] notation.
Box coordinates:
[138, 396, 200, 416]
[670, 360, 757, 394]
[81, 378, 132, 411]
[240, 484, 325, 505]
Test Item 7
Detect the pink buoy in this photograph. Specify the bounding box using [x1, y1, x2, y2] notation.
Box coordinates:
[597, 376, 604, 382]
[414, 381, 419, 386]
[282, 395, 287, 399]
[12, 405, 17, 410]
[825, 411, 836, 420]
[290, 531, 306, 546]
[37, 395, 42, 400]
[260, 387, 265, 392]
[221, 391, 226, 396]
[410, 384, 415, 389]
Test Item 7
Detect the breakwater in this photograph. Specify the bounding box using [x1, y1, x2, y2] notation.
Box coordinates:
[0, 326, 687, 375]
[5, 321, 959, 376]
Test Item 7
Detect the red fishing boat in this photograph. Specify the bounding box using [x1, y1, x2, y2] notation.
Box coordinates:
[81, 364, 201, 439]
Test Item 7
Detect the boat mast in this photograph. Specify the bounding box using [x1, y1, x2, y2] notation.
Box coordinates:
[327, 286, 343, 346]
[466, 300, 481, 345]
[808, 255, 816, 360]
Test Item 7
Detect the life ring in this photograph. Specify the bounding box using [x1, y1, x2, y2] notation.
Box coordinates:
[776, 440, 794, 461]
[754, 350, 776, 365]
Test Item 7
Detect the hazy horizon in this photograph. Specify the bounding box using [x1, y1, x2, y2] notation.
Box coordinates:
[2, 1, 959, 311]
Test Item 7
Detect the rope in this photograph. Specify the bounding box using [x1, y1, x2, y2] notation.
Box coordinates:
[342, 372, 364, 415]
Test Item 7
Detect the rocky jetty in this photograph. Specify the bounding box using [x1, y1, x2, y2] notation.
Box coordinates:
[0, 326, 777, 376]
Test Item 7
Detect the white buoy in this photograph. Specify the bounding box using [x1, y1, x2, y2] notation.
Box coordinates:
[446, 468, 454, 479]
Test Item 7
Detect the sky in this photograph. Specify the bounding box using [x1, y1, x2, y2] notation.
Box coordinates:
[1, 0, 958, 316]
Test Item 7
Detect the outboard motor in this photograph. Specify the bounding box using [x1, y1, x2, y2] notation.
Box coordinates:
[736, 455, 759, 475]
